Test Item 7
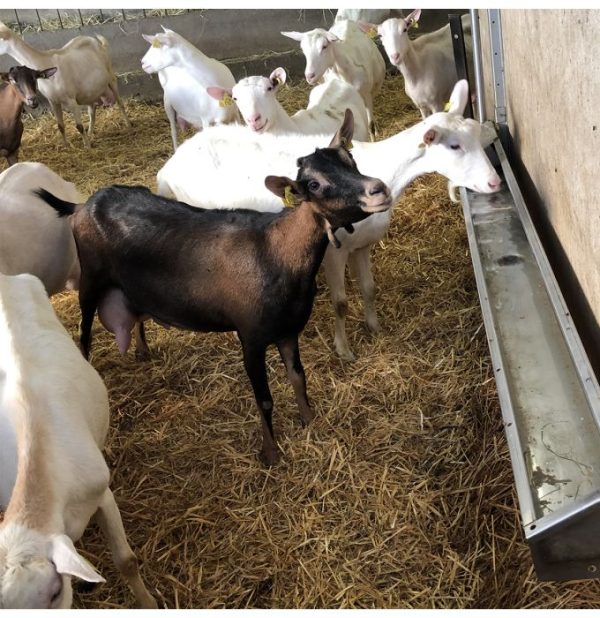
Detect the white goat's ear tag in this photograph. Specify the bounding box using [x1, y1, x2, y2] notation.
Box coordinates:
[283, 185, 298, 207]
[443, 101, 452, 112]
[219, 92, 233, 108]
[367, 26, 378, 39]
[151, 39, 161, 48]
[410, 20, 419, 29]
[418, 142, 426, 149]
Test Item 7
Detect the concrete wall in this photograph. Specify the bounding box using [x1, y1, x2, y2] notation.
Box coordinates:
[478, 9, 600, 369]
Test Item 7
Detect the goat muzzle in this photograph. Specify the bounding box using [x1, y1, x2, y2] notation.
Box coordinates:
[360, 181, 392, 213]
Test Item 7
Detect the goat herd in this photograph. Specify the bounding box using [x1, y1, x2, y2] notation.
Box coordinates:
[0, 8, 502, 609]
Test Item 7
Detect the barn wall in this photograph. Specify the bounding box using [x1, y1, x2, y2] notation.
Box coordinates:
[478, 9, 600, 370]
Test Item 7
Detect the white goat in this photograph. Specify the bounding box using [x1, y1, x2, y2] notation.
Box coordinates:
[0, 21, 130, 149]
[0, 273, 156, 608]
[141, 27, 238, 151]
[282, 19, 385, 138]
[0, 162, 81, 295]
[359, 10, 473, 119]
[207, 68, 369, 141]
[157, 80, 501, 360]
[335, 9, 397, 24]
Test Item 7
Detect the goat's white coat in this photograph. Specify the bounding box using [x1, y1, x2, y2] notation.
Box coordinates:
[212, 70, 369, 141]
[0, 162, 81, 295]
[282, 19, 385, 136]
[365, 11, 473, 118]
[0, 273, 155, 608]
[0, 21, 130, 148]
[141, 28, 238, 151]
[157, 80, 501, 359]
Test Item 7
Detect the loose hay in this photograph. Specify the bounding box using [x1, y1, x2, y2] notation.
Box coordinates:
[10, 74, 600, 608]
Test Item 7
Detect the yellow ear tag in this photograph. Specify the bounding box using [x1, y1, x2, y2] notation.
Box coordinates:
[283, 185, 297, 207]
[411, 20, 419, 29]
[151, 39, 162, 48]
[341, 137, 354, 150]
[443, 101, 452, 112]
[219, 92, 233, 108]
[418, 142, 426, 149]
[367, 26, 378, 39]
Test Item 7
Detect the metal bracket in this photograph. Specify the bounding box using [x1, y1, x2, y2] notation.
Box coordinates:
[470, 9, 486, 123]
[488, 9, 507, 126]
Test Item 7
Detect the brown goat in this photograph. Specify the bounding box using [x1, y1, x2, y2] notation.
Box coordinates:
[35, 111, 391, 467]
[0, 65, 56, 166]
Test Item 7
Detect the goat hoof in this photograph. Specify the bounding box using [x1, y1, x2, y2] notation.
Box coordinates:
[367, 319, 381, 334]
[259, 448, 280, 467]
[135, 348, 151, 361]
[336, 347, 356, 362]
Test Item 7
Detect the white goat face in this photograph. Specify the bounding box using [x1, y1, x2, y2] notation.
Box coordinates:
[0, 554, 70, 608]
[232, 75, 279, 133]
[141, 33, 175, 73]
[0, 25, 13, 55]
[377, 18, 411, 66]
[0, 529, 102, 609]
[416, 80, 501, 193]
[422, 115, 501, 193]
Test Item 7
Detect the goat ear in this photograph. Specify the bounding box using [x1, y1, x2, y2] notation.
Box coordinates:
[142, 33, 155, 44]
[37, 67, 57, 79]
[265, 176, 305, 204]
[325, 32, 340, 43]
[206, 86, 232, 101]
[50, 534, 105, 584]
[405, 9, 422, 25]
[329, 108, 354, 149]
[269, 67, 287, 88]
[447, 79, 469, 115]
[281, 31, 304, 42]
[357, 21, 379, 36]
[421, 127, 441, 146]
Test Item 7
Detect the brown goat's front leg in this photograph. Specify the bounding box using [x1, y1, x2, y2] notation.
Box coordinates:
[134, 322, 151, 360]
[277, 337, 313, 427]
[241, 340, 280, 466]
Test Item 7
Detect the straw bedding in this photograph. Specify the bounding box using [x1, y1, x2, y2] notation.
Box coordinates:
[10, 73, 600, 608]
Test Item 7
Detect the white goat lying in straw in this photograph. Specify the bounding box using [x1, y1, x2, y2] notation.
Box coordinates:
[157, 80, 500, 361]
[0, 21, 130, 149]
[207, 68, 369, 141]
[141, 27, 238, 151]
[0, 273, 156, 608]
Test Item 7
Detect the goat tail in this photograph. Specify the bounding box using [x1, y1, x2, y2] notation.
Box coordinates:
[96, 34, 110, 50]
[33, 188, 81, 218]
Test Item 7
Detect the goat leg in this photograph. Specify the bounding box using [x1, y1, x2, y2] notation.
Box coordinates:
[325, 220, 341, 248]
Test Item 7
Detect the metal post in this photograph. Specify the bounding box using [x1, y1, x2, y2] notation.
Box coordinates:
[35, 9, 43, 31]
[449, 13, 473, 119]
[78, 9, 84, 28]
[13, 9, 22, 34]
[488, 9, 507, 126]
[470, 9, 486, 123]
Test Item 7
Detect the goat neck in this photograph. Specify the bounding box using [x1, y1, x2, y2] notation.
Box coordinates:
[267, 202, 329, 275]
[352, 121, 431, 204]
[1, 34, 50, 71]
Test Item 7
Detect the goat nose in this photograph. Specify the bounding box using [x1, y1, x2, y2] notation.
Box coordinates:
[305, 72, 316, 82]
[488, 176, 502, 190]
[368, 181, 389, 196]
[391, 52, 400, 63]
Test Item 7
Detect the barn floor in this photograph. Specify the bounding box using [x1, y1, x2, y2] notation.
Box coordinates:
[12, 73, 600, 608]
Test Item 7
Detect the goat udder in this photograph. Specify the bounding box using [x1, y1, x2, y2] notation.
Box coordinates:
[98, 288, 137, 355]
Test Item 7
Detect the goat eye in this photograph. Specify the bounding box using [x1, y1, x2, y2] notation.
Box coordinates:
[321, 45, 328, 52]
[308, 180, 320, 192]
[450, 144, 461, 151]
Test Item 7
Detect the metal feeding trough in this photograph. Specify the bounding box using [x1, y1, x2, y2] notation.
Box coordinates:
[460, 138, 600, 581]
